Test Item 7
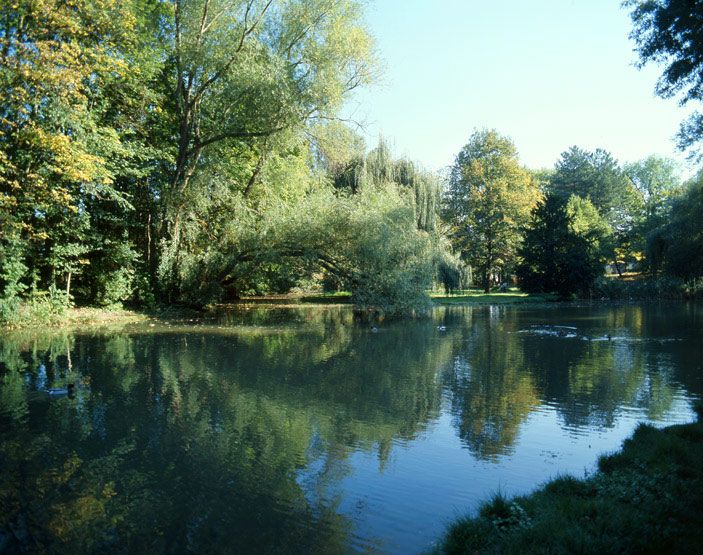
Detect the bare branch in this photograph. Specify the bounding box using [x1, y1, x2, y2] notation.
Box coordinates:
[305, 114, 366, 132]
[196, 0, 211, 47]
[201, 2, 232, 34]
[193, 126, 284, 151]
[243, 147, 267, 197]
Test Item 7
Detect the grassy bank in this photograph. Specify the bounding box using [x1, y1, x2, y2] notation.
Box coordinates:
[438, 403, 703, 554]
[0, 306, 153, 331]
[298, 289, 557, 306]
[431, 289, 556, 305]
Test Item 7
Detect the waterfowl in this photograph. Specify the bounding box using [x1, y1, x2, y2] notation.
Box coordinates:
[437, 325, 447, 332]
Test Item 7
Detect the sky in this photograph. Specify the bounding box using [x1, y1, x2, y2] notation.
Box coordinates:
[342, 0, 696, 175]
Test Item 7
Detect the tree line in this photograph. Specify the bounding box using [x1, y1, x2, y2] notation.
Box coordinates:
[443, 129, 697, 298]
[1, 0, 702, 322]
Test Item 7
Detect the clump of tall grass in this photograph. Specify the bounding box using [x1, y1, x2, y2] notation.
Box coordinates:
[0, 286, 71, 328]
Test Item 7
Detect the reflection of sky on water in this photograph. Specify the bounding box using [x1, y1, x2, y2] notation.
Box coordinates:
[36, 363, 47, 389]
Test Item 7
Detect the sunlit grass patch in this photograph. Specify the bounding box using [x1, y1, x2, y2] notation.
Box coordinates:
[431, 289, 556, 305]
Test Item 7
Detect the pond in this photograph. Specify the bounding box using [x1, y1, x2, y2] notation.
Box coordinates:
[1, 303, 701, 553]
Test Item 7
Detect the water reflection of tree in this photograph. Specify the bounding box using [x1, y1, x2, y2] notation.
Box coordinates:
[1, 304, 698, 550]
[0, 311, 455, 552]
[442, 306, 540, 460]
[639, 302, 703, 399]
[518, 305, 684, 428]
[439, 304, 694, 459]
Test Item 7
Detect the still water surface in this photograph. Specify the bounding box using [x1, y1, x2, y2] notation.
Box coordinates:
[1, 303, 701, 553]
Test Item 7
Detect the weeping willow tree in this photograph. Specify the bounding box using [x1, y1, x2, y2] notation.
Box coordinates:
[351, 139, 463, 293]
[337, 138, 442, 232]
[178, 178, 441, 316]
[394, 159, 441, 232]
[353, 139, 459, 295]
[165, 132, 454, 316]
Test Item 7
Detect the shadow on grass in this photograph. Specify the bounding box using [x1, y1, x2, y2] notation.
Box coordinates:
[298, 292, 352, 304]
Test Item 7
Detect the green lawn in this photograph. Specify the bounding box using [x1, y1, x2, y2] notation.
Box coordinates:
[298, 289, 556, 306]
[431, 288, 556, 305]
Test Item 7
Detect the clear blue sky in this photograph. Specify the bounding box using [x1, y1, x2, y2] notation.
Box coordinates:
[343, 0, 695, 174]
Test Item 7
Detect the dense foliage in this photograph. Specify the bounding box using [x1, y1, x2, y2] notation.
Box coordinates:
[648, 174, 703, 278]
[0, 0, 449, 319]
[443, 130, 541, 292]
[513, 143, 699, 295]
[516, 195, 603, 297]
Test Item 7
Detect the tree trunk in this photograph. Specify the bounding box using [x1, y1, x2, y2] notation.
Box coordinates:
[613, 258, 623, 277]
[484, 237, 493, 293]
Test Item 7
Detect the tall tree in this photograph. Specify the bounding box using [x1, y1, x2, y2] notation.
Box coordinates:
[159, 0, 376, 293]
[517, 194, 602, 297]
[627, 0, 703, 155]
[625, 155, 683, 272]
[624, 155, 681, 221]
[443, 130, 541, 292]
[549, 147, 643, 227]
[549, 146, 644, 273]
